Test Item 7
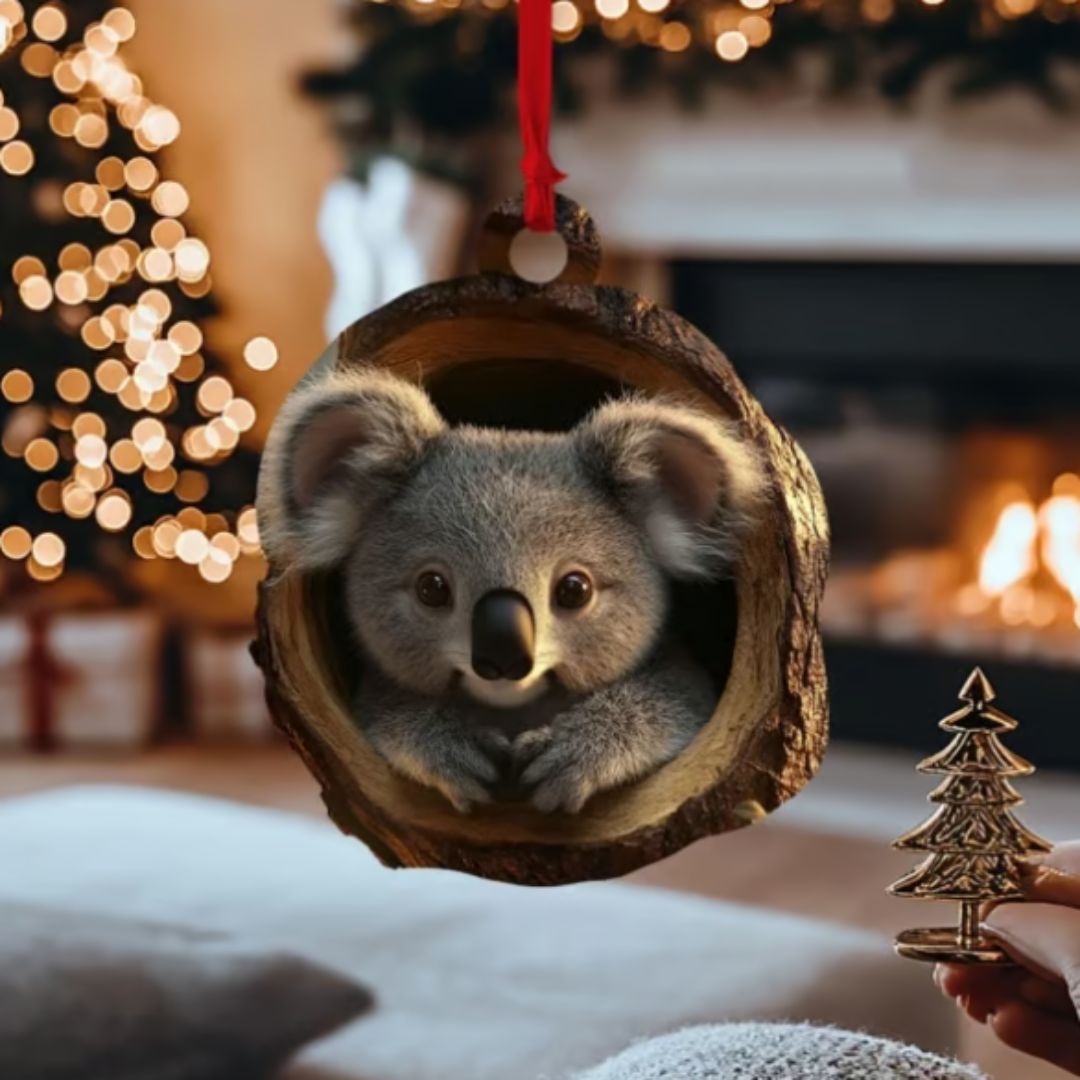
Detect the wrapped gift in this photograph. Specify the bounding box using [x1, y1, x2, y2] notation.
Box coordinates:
[185, 629, 275, 741]
[0, 610, 163, 750]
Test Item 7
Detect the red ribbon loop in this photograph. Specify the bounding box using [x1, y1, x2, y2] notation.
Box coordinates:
[518, 0, 566, 232]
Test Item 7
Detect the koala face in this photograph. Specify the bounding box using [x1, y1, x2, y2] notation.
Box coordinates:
[341, 432, 670, 706]
[260, 370, 763, 708]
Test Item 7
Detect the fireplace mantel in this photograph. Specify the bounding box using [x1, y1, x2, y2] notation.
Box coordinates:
[545, 90, 1080, 261]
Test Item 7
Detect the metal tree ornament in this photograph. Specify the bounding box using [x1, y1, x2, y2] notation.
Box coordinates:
[889, 668, 1052, 964]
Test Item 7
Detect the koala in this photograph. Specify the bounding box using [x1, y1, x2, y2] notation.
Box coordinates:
[260, 369, 765, 814]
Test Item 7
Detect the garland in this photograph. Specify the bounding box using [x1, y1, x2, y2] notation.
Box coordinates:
[304, 0, 1080, 186]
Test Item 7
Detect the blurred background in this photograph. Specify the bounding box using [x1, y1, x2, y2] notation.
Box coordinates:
[1, 2, 1079, 1077]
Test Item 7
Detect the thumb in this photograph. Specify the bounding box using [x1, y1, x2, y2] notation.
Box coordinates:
[1024, 842, 1080, 907]
[984, 901, 1080, 1012]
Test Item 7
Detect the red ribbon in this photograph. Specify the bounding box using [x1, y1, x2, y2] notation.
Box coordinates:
[518, 0, 566, 232]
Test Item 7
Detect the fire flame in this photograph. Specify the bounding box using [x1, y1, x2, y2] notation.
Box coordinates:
[975, 474, 1080, 630]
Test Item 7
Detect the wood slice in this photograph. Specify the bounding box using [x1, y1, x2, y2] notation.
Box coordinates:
[253, 198, 829, 886]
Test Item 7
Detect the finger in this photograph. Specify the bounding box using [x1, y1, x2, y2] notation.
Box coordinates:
[1023, 861, 1080, 909]
[935, 967, 1027, 1024]
[989, 1000, 1080, 1076]
[1030, 840, 1080, 878]
[1018, 975, 1078, 1018]
[984, 901, 1080, 1001]
[935, 963, 1019, 1001]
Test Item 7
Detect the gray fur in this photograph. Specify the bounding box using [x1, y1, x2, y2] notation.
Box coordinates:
[273, 371, 764, 813]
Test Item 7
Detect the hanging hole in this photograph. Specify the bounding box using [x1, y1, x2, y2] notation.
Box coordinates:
[508, 228, 569, 284]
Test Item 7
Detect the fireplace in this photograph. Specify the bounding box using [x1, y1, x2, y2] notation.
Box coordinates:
[672, 258, 1080, 768]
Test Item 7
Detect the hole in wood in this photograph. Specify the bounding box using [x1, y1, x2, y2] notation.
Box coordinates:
[508, 228, 569, 284]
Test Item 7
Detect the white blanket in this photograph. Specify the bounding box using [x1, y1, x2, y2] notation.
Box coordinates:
[0, 786, 957, 1080]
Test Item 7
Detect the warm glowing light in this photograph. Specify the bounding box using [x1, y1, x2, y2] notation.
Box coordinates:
[168, 320, 202, 354]
[1, 139, 34, 174]
[31, 532, 65, 568]
[131, 417, 166, 453]
[144, 466, 177, 493]
[243, 336, 278, 371]
[54, 269, 89, 305]
[56, 368, 91, 403]
[978, 500, 1038, 597]
[176, 470, 209, 503]
[0, 525, 32, 560]
[133, 359, 168, 393]
[151, 519, 181, 557]
[1040, 492, 1080, 621]
[95, 490, 132, 531]
[75, 433, 108, 469]
[140, 247, 173, 281]
[237, 507, 260, 551]
[19, 273, 52, 310]
[740, 14, 772, 45]
[24, 437, 58, 472]
[139, 105, 180, 147]
[222, 397, 256, 433]
[72, 412, 105, 439]
[31, 5, 66, 41]
[659, 21, 691, 50]
[74, 114, 108, 149]
[197, 375, 233, 414]
[199, 547, 233, 583]
[638, 0, 670, 11]
[152, 218, 185, 251]
[58, 243, 93, 271]
[81, 317, 115, 351]
[716, 29, 750, 60]
[12, 255, 44, 284]
[62, 481, 95, 519]
[173, 238, 210, 280]
[103, 8, 136, 41]
[101, 198, 135, 234]
[0, 106, 18, 141]
[95, 358, 127, 393]
[50, 103, 78, 137]
[175, 528, 209, 565]
[1, 369, 33, 402]
[124, 156, 157, 190]
[208, 417, 239, 452]
[132, 526, 156, 559]
[37, 479, 62, 512]
[109, 438, 141, 474]
[150, 180, 189, 217]
[595, 0, 630, 15]
[552, 0, 581, 31]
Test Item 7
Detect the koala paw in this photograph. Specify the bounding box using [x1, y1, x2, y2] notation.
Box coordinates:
[387, 726, 510, 814]
[516, 729, 605, 815]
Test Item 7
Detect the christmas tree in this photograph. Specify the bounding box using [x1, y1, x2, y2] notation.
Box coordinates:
[889, 667, 1051, 964]
[0, 2, 267, 595]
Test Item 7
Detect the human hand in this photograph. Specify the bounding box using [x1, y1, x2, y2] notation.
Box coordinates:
[935, 841, 1080, 1076]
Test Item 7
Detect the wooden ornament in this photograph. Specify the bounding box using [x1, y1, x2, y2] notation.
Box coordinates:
[889, 667, 1052, 964]
[253, 194, 830, 885]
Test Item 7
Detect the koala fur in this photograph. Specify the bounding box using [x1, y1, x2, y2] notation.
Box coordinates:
[260, 368, 765, 814]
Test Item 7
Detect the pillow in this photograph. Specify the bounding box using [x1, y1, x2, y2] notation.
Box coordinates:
[0, 901, 372, 1080]
[573, 1023, 989, 1080]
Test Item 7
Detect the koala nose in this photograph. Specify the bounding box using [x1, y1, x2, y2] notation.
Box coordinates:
[471, 589, 535, 681]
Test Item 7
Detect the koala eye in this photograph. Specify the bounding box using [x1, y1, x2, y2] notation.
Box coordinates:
[416, 570, 452, 608]
[554, 570, 593, 611]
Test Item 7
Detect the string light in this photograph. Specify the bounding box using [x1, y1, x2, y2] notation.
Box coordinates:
[243, 336, 278, 371]
[0, 6, 273, 584]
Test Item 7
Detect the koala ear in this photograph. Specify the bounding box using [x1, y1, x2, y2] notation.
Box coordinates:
[574, 397, 766, 579]
[260, 370, 445, 570]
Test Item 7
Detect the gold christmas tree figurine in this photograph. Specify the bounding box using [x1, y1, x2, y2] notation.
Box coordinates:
[888, 667, 1052, 964]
